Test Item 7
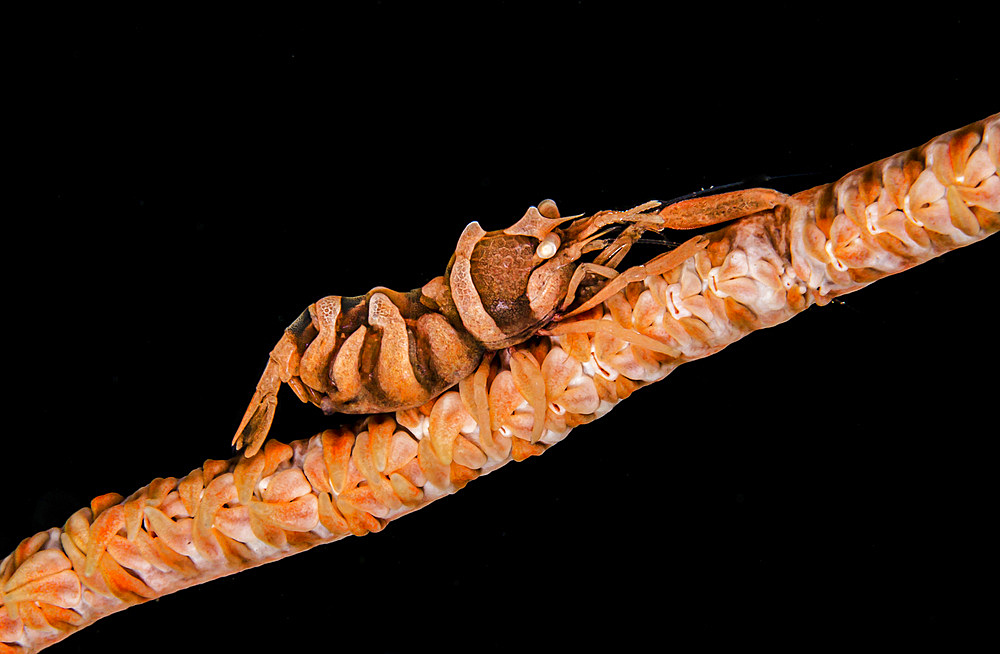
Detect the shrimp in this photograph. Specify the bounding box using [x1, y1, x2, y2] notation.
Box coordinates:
[3, 113, 996, 652]
[231, 190, 790, 457]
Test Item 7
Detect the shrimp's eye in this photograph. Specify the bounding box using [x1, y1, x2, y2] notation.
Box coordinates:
[536, 232, 560, 259]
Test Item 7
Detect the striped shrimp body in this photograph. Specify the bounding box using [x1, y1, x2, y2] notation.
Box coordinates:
[3, 115, 997, 652]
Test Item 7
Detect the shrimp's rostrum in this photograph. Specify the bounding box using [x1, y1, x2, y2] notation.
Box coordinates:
[3, 114, 997, 652]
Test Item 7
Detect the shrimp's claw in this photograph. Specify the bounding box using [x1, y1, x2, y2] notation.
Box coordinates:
[658, 188, 789, 229]
[233, 310, 314, 457]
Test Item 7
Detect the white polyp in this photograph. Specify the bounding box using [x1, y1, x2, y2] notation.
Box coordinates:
[586, 336, 618, 381]
[902, 195, 923, 227]
[665, 285, 691, 320]
[593, 355, 618, 381]
[707, 268, 727, 298]
[825, 241, 848, 271]
[865, 204, 882, 235]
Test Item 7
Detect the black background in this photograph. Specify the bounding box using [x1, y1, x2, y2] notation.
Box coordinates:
[8, 5, 997, 652]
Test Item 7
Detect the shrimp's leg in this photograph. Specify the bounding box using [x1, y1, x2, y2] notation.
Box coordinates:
[555, 235, 709, 320]
[560, 262, 620, 311]
[233, 309, 316, 456]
